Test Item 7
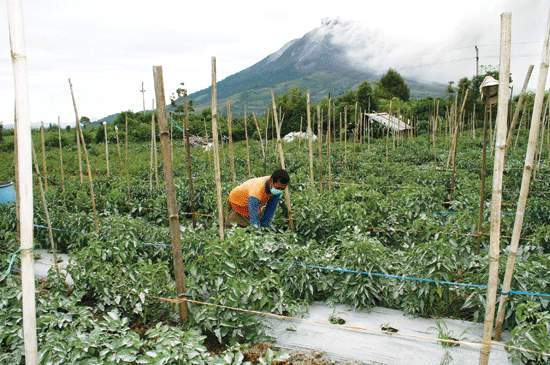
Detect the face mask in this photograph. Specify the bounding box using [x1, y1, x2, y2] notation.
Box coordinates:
[270, 187, 284, 195]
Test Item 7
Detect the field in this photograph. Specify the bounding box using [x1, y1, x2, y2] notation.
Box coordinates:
[1, 116, 550, 364]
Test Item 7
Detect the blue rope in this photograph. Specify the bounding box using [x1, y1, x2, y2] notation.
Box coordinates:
[143, 242, 172, 247]
[34, 224, 86, 235]
[170, 120, 184, 133]
[5, 246, 35, 275]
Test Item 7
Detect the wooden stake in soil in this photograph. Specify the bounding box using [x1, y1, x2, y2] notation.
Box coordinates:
[327, 96, 332, 191]
[152, 65, 189, 323]
[244, 106, 251, 178]
[317, 105, 323, 192]
[476, 108, 489, 255]
[125, 113, 130, 201]
[68, 78, 84, 184]
[183, 90, 197, 228]
[152, 109, 159, 186]
[479, 13, 511, 365]
[251, 112, 265, 162]
[149, 116, 155, 191]
[40, 121, 48, 191]
[306, 90, 315, 187]
[227, 101, 236, 184]
[386, 100, 392, 162]
[103, 122, 110, 177]
[211, 57, 225, 240]
[114, 126, 123, 176]
[450, 89, 469, 201]
[270, 89, 295, 231]
[494, 10, 550, 340]
[31, 141, 60, 277]
[8, 0, 38, 360]
[78, 123, 100, 232]
[57, 116, 66, 205]
[344, 106, 348, 169]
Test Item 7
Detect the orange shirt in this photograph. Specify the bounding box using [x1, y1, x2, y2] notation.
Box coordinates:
[228, 176, 272, 217]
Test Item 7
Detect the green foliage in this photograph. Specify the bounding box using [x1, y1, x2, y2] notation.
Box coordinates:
[375, 68, 410, 101]
[507, 302, 550, 365]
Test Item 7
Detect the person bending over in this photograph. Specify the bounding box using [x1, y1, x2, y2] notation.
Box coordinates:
[224, 169, 289, 229]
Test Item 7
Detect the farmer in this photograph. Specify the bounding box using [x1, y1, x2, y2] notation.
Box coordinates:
[224, 169, 290, 229]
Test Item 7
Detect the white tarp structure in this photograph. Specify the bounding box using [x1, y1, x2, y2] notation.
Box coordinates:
[366, 112, 411, 136]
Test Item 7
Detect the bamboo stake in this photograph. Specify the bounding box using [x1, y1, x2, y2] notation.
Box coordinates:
[31, 141, 59, 277]
[244, 106, 251, 178]
[433, 101, 439, 164]
[450, 89, 469, 201]
[78, 122, 99, 232]
[504, 65, 535, 159]
[270, 89, 294, 231]
[152, 65, 189, 323]
[446, 92, 460, 169]
[344, 107, 348, 169]
[114, 126, 123, 176]
[479, 13, 511, 365]
[317, 105, 323, 192]
[57, 116, 66, 205]
[184, 90, 197, 229]
[476, 108, 489, 255]
[251, 112, 265, 159]
[352, 108, 358, 171]
[494, 13, 550, 340]
[8, 1, 38, 359]
[227, 101, 236, 184]
[149, 116, 154, 191]
[103, 122, 110, 177]
[211, 57, 224, 240]
[298, 116, 303, 150]
[203, 118, 212, 170]
[125, 113, 130, 201]
[327, 96, 332, 191]
[40, 121, 48, 191]
[339, 112, 343, 144]
[533, 115, 546, 179]
[68, 78, 84, 184]
[265, 111, 269, 175]
[514, 104, 526, 150]
[386, 100, 392, 162]
[152, 109, 159, 186]
[306, 90, 315, 187]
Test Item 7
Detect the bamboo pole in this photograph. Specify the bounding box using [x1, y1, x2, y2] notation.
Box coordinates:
[152, 65, 189, 323]
[227, 101, 236, 184]
[203, 118, 212, 170]
[270, 89, 294, 231]
[446, 92, 460, 169]
[433, 101, 439, 164]
[7, 0, 38, 360]
[344, 107, 348, 169]
[264, 111, 269, 175]
[450, 89, 469, 201]
[298, 116, 303, 150]
[476, 108, 489, 255]
[494, 15, 550, 337]
[125, 113, 130, 201]
[78, 122, 100, 232]
[184, 90, 197, 228]
[533, 114, 546, 179]
[251, 112, 265, 159]
[103, 122, 110, 177]
[244, 106, 251, 178]
[31, 141, 60, 277]
[504, 65, 535, 160]
[479, 13, 511, 365]
[514, 104, 526, 150]
[114, 126, 123, 176]
[386, 100, 392, 162]
[149, 116, 154, 191]
[327, 96, 332, 191]
[317, 105, 323, 192]
[57, 116, 66, 205]
[152, 109, 159, 186]
[211, 57, 224, 240]
[68, 78, 84, 184]
[352, 108, 358, 171]
[40, 121, 48, 191]
[339, 112, 343, 144]
[306, 90, 315, 187]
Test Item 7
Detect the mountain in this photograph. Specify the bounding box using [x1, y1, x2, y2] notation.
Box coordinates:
[96, 18, 446, 123]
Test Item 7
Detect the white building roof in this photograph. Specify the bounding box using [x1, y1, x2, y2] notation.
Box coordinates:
[366, 113, 411, 131]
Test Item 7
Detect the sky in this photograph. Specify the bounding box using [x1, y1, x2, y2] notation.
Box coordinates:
[1, 0, 548, 127]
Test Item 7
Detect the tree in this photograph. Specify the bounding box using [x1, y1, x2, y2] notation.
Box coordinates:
[356, 81, 378, 112]
[80, 116, 92, 129]
[375, 68, 410, 101]
[0, 124, 3, 143]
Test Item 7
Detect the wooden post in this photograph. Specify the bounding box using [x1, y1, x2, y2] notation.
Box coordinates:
[244, 106, 251, 178]
[7, 1, 38, 360]
[450, 89, 469, 201]
[251, 112, 265, 160]
[183, 90, 197, 228]
[227, 101, 236, 184]
[152, 110, 159, 186]
[103, 122, 110, 177]
[494, 10, 550, 340]
[211, 57, 225, 240]
[125, 113, 130, 201]
[57, 116, 66, 205]
[40, 121, 48, 191]
[344, 107, 348, 169]
[31, 141, 60, 277]
[327, 96, 332, 191]
[306, 90, 315, 187]
[504, 65, 535, 159]
[152, 65, 189, 323]
[114, 126, 123, 176]
[270, 89, 294, 231]
[433, 101, 439, 164]
[78, 123, 100, 232]
[317, 105, 323, 192]
[149, 117, 155, 191]
[479, 13, 511, 365]
[476, 108, 489, 255]
[203, 118, 212, 170]
[68, 78, 84, 184]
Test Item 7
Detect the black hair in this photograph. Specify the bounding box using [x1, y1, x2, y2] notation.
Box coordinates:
[271, 169, 290, 184]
